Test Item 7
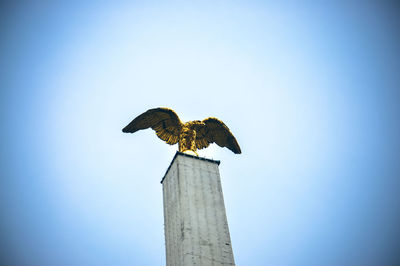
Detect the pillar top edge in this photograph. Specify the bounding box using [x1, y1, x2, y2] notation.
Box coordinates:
[160, 151, 221, 184]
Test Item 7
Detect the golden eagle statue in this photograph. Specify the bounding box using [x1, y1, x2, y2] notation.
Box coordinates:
[122, 107, 241, 155]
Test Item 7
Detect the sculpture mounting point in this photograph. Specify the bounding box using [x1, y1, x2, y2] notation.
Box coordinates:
[122, 107, 241, 155]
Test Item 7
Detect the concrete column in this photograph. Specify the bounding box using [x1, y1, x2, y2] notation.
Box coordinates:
[161, 152, 235, 266]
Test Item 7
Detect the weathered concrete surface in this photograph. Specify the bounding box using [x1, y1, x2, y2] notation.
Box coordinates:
[161, 152, 235, 266]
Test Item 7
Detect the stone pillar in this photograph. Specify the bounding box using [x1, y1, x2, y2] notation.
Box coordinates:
[161, 152, 235, 266]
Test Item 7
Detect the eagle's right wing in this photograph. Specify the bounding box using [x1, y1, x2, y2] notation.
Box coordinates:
[122, 107, 182, 145]
[194, 117, 241, 154]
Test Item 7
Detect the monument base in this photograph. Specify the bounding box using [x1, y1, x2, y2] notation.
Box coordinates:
[161, 152, 235, 266]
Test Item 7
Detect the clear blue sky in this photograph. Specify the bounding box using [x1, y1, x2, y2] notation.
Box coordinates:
[1, 1, 399, 265]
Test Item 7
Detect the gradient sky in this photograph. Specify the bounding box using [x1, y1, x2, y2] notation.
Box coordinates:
[1, 1, 400, 266]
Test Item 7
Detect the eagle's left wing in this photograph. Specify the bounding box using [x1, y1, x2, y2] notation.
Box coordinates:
[194, 117, 241, 154]
[122, 107, 182, 145]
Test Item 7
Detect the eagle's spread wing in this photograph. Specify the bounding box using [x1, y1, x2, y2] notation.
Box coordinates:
[194, 117, 241, 154]
[122, 108, 182, 145]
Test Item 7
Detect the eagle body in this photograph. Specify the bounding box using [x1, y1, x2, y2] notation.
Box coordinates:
[122, 108, 241, 155]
